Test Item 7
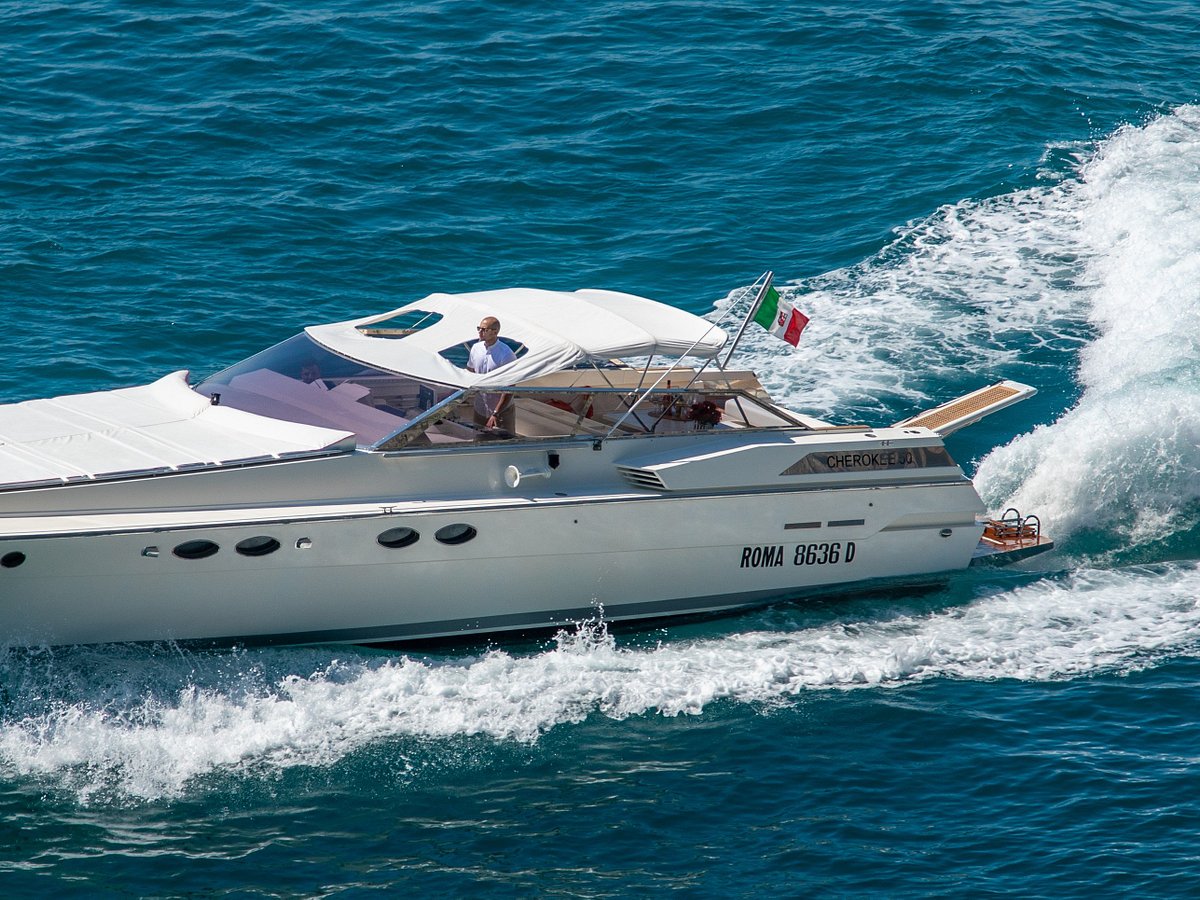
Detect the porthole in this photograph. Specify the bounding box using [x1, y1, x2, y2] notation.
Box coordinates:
[377, 527, 420, 549]
[236, 536, 281, 557]
[435, 523, 477, 545]
[173, 539, 219, 560]
[1, 551, 26, 569]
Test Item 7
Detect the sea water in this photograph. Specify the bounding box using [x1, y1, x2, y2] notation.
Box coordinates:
[1, 1, 1199, 895]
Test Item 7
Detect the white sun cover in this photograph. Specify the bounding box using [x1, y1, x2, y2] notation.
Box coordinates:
[0, 371, 354, 490]
[305, 288, 729, 388]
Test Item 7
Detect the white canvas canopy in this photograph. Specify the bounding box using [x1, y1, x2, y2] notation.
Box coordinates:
[0, 372, 354, 489]
[305, 288, 729, 388]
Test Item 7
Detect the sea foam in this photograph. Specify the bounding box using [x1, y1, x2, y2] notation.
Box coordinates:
[713, 137, 1094, 420]
[718, 105, 1200, 547]
[5, 112, 1199, 805]
[974, 106, 1200, 544]
[2, 561, 1198, 802]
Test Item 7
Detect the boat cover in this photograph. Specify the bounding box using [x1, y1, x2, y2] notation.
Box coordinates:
[0, 371, 354, 489]
[305, 288, 729, 388]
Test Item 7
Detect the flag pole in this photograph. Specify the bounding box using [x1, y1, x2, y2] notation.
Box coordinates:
[720, 271, 773, 369]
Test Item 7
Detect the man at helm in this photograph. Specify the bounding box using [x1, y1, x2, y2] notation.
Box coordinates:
[467, 316, 516, 430]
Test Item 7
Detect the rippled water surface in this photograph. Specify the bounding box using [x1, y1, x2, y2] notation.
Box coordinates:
[2, 1, 1199, 895]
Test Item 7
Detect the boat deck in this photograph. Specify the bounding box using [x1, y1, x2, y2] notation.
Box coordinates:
[0, 372, 354, 491]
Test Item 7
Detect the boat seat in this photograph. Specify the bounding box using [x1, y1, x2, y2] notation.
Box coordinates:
[723, 397, 776, 427]
[511, 398, 608, 437]
[224, 368, 408, 444]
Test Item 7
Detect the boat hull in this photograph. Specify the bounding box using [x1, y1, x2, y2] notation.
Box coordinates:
[0, 481, 983, 647]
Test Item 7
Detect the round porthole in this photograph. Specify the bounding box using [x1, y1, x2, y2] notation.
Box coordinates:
[377, 527, 420, 549]
[435, 523, 477, 545]
[1, 551, 26, 569]
[173, 539, 219, 560]
[236, 536, 281, 557]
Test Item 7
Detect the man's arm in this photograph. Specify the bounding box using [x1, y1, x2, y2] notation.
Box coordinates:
[486, 392, 511, 429]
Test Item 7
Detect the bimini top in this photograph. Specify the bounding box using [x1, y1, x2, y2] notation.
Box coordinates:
[304, 288, 729, 388]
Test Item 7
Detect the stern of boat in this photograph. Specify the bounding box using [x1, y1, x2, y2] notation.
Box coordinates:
[971, 508, 1054, 566]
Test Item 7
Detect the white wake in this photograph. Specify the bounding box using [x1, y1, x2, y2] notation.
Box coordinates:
[974, 106, 1200, 544]
[6, 110, 1200, 804]
[2, 561, 1198, 801]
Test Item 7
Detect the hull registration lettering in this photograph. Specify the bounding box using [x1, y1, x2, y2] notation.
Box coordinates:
[740, 542, 857, 568]
[740, 545, 786, 568]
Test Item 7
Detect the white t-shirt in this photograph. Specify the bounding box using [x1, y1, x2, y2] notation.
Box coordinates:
[468, 339, 517, 375]
[468, 339, 517, 418]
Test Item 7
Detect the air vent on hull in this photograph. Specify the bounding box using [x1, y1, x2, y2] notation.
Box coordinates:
[616, 466, 668, 491]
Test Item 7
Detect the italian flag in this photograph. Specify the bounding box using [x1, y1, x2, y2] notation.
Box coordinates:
[752, 285, 809, 346]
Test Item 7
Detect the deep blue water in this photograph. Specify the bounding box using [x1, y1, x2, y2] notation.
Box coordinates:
[3, 1, 1200, 895]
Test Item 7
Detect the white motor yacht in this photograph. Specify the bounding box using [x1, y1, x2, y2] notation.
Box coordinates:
[0, 285, 1051, 647]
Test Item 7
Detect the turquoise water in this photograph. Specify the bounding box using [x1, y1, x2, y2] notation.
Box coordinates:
[3, 1, 1200, 894]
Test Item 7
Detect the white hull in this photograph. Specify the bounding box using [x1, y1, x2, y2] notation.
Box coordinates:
[0, 286, 1042, 648]
[0, 435, 984, 646]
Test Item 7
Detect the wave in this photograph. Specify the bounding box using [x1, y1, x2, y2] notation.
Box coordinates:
[5, 111, 1198, 806]
[713, 138, 1095, 420]
[717, 105, 1200, 550]
[3, 560, 1198, 802]
[975, 105, 1200, 546]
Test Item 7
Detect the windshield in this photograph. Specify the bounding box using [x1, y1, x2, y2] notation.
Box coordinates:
[196, 335, 803, 450]
[196, 334, 453, 446]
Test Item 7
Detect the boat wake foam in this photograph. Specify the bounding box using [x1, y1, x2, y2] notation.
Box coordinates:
[718, 105, 1200, 550]
[2, 561, 1198, 802]
[975, 106, 1200, 547]
[714, 133, 1096, 420]
[5, 111, 1199, 805]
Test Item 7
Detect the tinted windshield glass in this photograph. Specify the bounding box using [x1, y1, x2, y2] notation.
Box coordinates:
[196, 334, 454, 446]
